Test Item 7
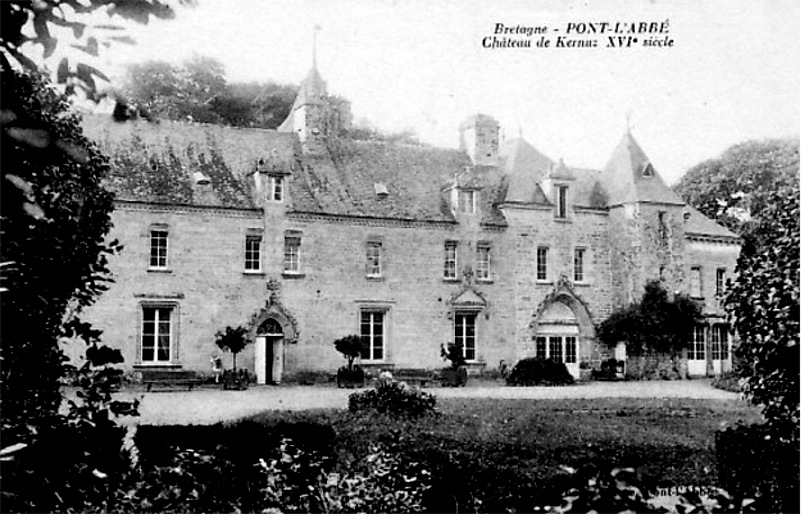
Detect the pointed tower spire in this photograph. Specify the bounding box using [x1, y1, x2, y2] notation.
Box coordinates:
[313, 24, 321, 71]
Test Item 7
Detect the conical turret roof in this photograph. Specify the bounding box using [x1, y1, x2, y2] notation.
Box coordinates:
[600, 132, 684, 206]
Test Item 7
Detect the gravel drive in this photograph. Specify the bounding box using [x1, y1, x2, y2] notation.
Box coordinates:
[109, 379, 741, 425]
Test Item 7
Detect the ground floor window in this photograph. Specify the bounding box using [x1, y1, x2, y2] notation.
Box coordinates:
[360, 310, 384, 361]
[711, 324, 730, 360]
[534, 335, 577, 364]
[689, 325, 706, 360]
[454, 312, 477, 361]
[142, 306, 173, 363]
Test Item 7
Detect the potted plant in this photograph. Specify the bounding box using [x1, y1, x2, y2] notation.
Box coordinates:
[440, 342, 468, 387]
[215, 325, 252, 390]
[334, 335, 367, 388]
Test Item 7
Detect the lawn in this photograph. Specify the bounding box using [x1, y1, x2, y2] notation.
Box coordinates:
[136, 396, 760, 512]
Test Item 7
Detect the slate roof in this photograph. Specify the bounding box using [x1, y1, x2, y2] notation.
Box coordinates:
[684, 205, 739, 239]
[81, 113, 736, 239]
[81, 114, 506, 224]
[599, 132, 685, 206]
[81, 114, 296, 209]
[290, 138, 475, 222]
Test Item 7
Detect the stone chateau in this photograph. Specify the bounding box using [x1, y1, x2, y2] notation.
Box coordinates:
[78, 61, 740, 383]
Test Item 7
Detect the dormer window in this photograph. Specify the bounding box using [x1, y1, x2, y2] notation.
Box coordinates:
[268, 175, 284, 202]
[458, 190, 477, 214]
[555, 185, 568, 219]
[643, 163, 654, 177]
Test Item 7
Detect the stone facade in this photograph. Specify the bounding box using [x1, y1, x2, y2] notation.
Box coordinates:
[78, 64, 741, 381]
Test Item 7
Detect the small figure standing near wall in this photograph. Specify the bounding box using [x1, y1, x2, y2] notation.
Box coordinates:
[211, 353, 223, 383]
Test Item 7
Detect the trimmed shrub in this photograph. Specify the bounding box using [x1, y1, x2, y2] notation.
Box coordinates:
[711, 371, 742, 393]
[506, 358, 574, 386]
[349, 377, 437, 417]
[591, 358, 621, 381]
[715, 423, 799, 514]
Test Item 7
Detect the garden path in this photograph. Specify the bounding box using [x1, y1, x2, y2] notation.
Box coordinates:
[110, 379, 740, 426]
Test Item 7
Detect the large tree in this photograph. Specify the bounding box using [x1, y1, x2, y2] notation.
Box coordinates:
[673, 139, 798, 236]
[121, 57, 299, 128]
[724, 182, 799, 440]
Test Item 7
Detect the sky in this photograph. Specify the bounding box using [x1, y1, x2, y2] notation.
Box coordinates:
[29, 0, 800, 185]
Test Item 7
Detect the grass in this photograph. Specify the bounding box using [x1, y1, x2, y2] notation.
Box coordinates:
[234, 397, 760, 512]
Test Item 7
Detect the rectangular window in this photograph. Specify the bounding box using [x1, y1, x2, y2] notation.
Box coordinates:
[142, 306, 172, 363]
[476, 244, 491, 281]
[657, 211, 668, 242]
[537, 247, 548, 281]
[458, 190, 476, 214]
[716, 324, 730, 360]
[690, 267, 702, 298]
[689, 325, 706, 360]
[444, 242, 457, 279]
[710, 324, 721, 360]
[366, 241, 382, 277]
[284, 234, 301, 273]
[574, 248, 586, 282]
[454, 312, 477, 361]
[268, 176, 284, 202]
[556, 186, 568, 219]
[149, 229, 168, 268]
[535, 336, 547, 358]
[716, 268, 726, 296]
[360, 310, 384, 361]
[244, 234, 262, 271]
[549, 336, 563, 362]
[565, 336, 577, 363]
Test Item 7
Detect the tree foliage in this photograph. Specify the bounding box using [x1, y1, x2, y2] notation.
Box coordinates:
[724, 183, 799, 440]
[215, 325, 252, 371]
[673, 139, 799, 236]
[597, 280, 703, 356]
[1, 64, 122, 430]
[1, 0, 191, 100]
[121, 57, 299, 128]
[333, 335, 367, 371]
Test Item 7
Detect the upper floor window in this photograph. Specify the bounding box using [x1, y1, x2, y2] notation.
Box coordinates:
[716, 268, 726, 296]
[657, 211, 668, 242]
[141, 305, 173, 363]
[360, 310, 385, 361]
[284, 233, 301, 273]
[476, 244, 491, 281]
[444, 241, 458, 279]
[458, 190, 476, 214]
[149, 228, 168, 269]
[454, 312, 477, 361]
[690, 266, 702, 298]
[537, 246, 549, 281]
[555, 185, 568, 219]
[366, 240, 382, 277]
[244, 234, 262, 272]
[574, 248, 586, 282]
[268, 175, 284, 202]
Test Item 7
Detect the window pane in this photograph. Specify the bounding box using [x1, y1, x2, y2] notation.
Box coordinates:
[690, 268, 702, 297]
[477, 246, 490, 280]
[549, 336, 563, 362]
[565, 336, 577, 363]
[535, 337, 547, 358]
[537, 247, 548, 281]
[574, 248, 585, 282]
[150, 230, 168, 268]
[245, 235, 261, 270]
[444, 243, 457, 278]
[360, 311, 384, 361]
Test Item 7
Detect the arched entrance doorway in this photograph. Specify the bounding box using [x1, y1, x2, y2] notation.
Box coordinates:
[255, 318, 284, 385]
[534, 301, 580, 378]
[529, 279, 596, 379]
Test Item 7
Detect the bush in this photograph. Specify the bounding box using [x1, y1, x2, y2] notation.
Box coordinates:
[349, 377, 437, 418]
[336, 365, 365, 387]
[259, 438, 432, 513]
[591, 358, 621, 381]
[711, 371, 742, 393]
[506, 358, 574, 386]
[715, 423, 799, 514]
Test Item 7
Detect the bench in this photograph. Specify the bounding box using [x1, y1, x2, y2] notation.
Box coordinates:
[391, 370, 434, 388]
[140, 370, 203, 392]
